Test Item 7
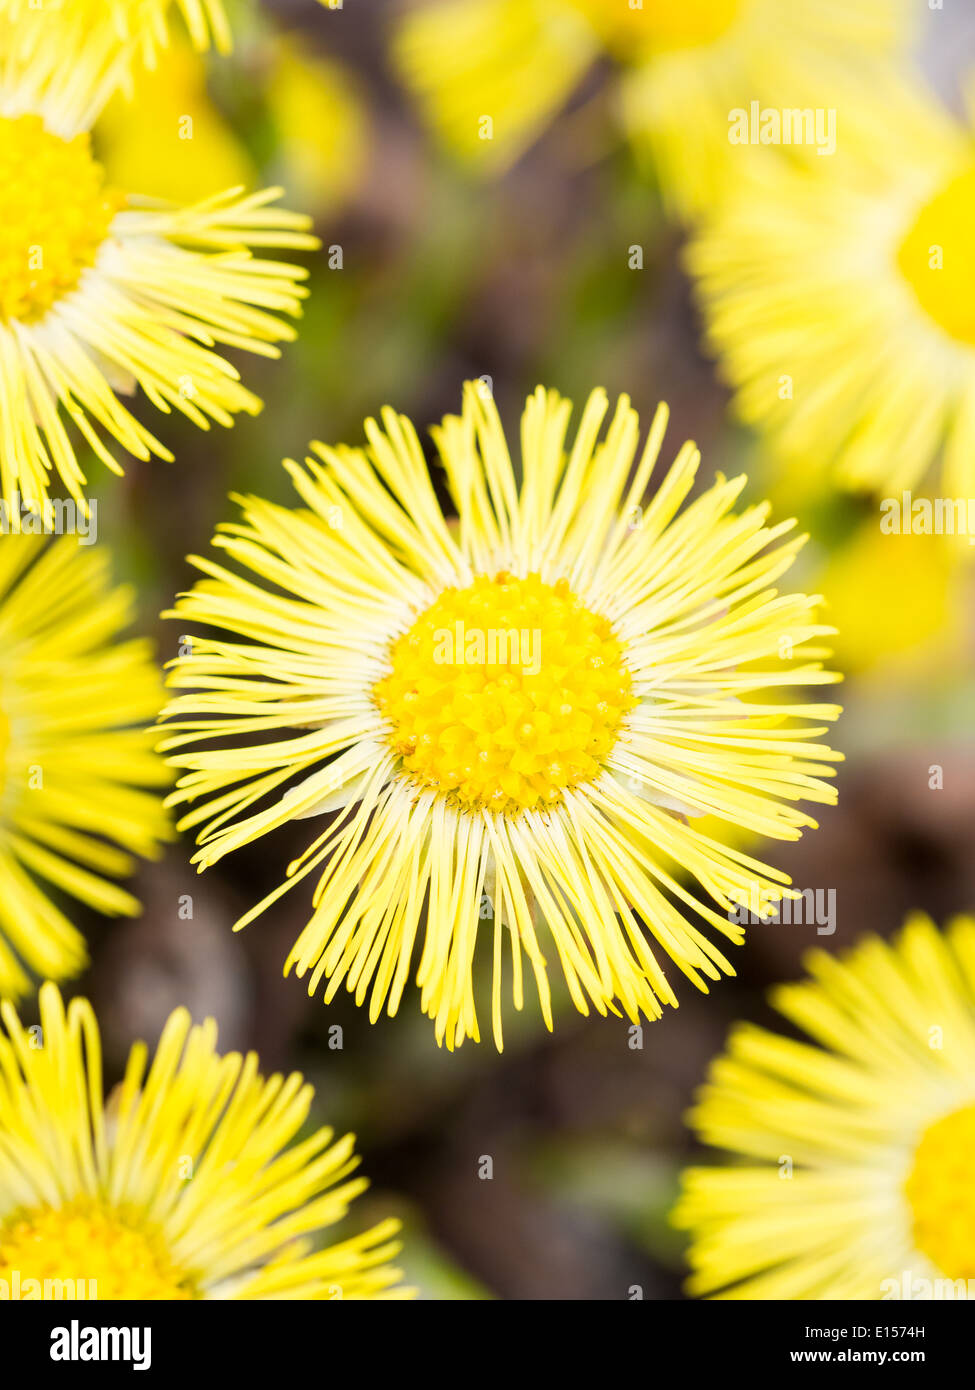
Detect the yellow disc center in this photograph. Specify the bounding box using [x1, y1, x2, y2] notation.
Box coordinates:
[905, 1102, 975, 1280]
[570, 0, 740, 56]
[0, 115, 122, 324]
[0, 1197, 196, 1300]
[373, 572, 634, 814]
[897, 164, 975, 348]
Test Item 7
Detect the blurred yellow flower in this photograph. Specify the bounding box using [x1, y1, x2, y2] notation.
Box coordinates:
[0, 982, 411, 1299]
[394, 0, 595, 177]
[687, 74, 975, 494]
[817, 523, 967, 681]
[391, 0, 910, 217]
[674, 914, 975, 1299]
[0, 3, 316, 513]
[97, 40, 256, 203]
[0, 537, 171, 999]
[160, 383, 841, 1049]
[98, 29, 371, 219]
[266, 38, 371, 215]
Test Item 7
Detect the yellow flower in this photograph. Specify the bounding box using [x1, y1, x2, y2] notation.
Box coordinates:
[0, 3, 316, 513]
[687, 74, 975, 495]
[0, 537, 171, 999]
[674, 913, 975, 1299]
[391, 0, 910, 217]
[265, 37, 371, 216]
[98, 27, 372, 215]
[160, 383, 841, 1050]
[817, 523, 967, 682]
[97, 39, 257, 205]
[0, 982, 410, 1299]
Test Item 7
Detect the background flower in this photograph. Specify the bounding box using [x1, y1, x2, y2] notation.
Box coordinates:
[686, 70, 975, 495]
[673, 914, 975, 1299]
[391, 0, 912, 218]
[96, 26, 371, 215]
[0, 982, 410, 1299]
[0, 537, 171, 999]
[97, 38, 258, 203]
[0, 0, 316, 511]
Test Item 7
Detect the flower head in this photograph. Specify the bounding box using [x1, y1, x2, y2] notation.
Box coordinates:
[674, 913, 975, 1299]
[0, 536, 170, 998]
[391, 0, 910, 218]
[687, 74, 975, 495]
[160, 384, 841, 1050]
[0, 982, 409, 1299]
[0, 2, 316, 513]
